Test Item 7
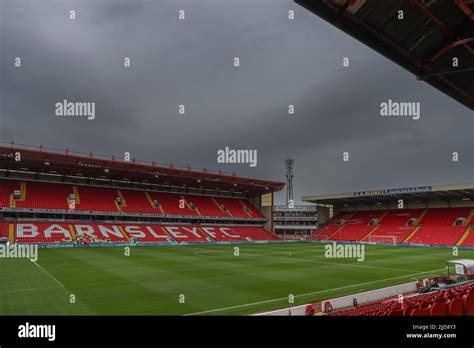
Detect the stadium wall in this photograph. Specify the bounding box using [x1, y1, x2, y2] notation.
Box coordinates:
[322, 281, 419, 312]
[254, 281, 418, 316]
[317, 206, 330, 224]
[26, 239, 299, 249]
[254, 303, 309, 316]
[259, 193, 273, 231]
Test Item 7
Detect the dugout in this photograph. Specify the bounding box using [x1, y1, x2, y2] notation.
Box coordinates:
[446, 259, 474, 282]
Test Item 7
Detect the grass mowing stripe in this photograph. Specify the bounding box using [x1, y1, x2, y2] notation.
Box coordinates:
[28, 258, 65, 288]
[1, 243, 471, 315]
[187, 246, 425, 273]
[183, 267, 446, 316]
[0, 287, 63, 294]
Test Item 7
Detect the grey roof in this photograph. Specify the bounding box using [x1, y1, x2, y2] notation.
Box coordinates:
[302, 182, 474, 205]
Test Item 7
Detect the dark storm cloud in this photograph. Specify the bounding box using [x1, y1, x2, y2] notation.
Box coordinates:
[0, 0, 472, 204]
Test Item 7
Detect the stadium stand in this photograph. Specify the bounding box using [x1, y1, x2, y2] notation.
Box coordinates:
[0, 221, 8, 239]
[407, 225, 467, 246]
[0, 143, 284, 246]
[215, 197, 253, 218]
[119, 189, 159, 215]
[0, 178, 266, 219]
[13, 181, 72, 211]
[407, 208, 471, 245]
[366, 226, 415, 244]
[309, 224, 342, 241]
[378, 209, 424, 226]
[0, 180, 20, 208]
[74, 185, 119, 213]
[230, 226, 281, 241]
[329, 211, 385, 241]
[14, 222, 73, 244]
[311, 207, 474, 247]
[309, 211, 352, 240]
[461, 228, 474, 247]
[330, 283, 474, 316]
[146, 191, 199, 216]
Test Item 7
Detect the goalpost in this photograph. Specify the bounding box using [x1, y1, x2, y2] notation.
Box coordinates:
[367, 235, 397, 245]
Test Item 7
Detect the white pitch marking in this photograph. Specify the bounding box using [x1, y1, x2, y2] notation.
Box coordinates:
[0, 287, 63, 294]
[190, 247, 425, 273]
[28, 258, 65, 288]
[183, 267, 446, 316]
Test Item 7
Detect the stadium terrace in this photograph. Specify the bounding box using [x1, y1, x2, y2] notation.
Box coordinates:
[0, 142, 284, 246]
[1, 142, 474, 318]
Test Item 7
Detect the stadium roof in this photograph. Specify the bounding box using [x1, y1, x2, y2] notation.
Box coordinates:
[447, 259, 474, 275]
[295, 0, 474, 110]
[0, 142, 285, 196]
[302, 182, 474, 205]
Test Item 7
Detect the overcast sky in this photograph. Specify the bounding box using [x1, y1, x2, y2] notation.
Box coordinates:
[0, 0, 473, 204]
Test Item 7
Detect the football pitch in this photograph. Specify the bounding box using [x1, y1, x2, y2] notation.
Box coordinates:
[1, 242, 472, 315]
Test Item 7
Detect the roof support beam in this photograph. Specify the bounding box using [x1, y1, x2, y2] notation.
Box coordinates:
[324, 0, 474, 106]
[455, 0, 474, 20]
[407, 0, 474, 55]
[429, 37, 474, 63]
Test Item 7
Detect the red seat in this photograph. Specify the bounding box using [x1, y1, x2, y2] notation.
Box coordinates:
[310, 207, 472, 246]
[403, 305, 418, 316]
[430, 302, 449, 316]
[0, 178, 265, 219]
[449, 298, 464, 316]
[464, 293, 474, 316]
[411, 308, 431, 316]
[330, 284, 474, 316]
[419, 300, 430, 308]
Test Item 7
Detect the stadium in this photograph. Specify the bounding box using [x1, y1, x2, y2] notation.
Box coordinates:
[1, 0, 474, 345]
[0, 142, 473, 317]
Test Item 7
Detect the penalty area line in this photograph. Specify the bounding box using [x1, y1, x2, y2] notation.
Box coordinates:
[0, 286, 64, 294]
[183, 267, 445, 316]
[28, 258, 65, 288]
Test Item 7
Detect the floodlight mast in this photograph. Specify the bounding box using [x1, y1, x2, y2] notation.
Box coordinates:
[285, 159, 294, 207]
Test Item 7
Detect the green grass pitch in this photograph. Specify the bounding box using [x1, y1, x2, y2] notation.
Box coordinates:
[1, 243, 472, 315]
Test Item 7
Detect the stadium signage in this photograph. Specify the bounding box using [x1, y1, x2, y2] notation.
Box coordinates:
[354, 186, 432, 197]
[386, 186, 431, 194]
[217, 146, 257, 168]
[55, 99, 95, 120]
[14, 223, 244, 242]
